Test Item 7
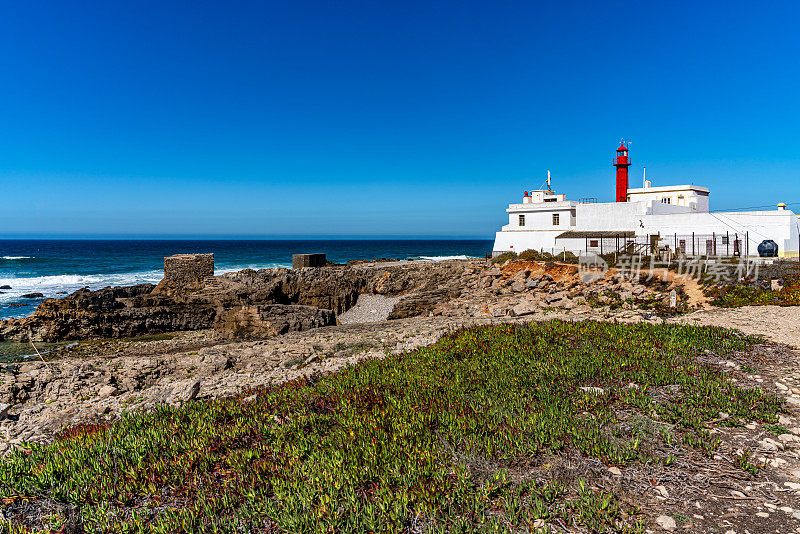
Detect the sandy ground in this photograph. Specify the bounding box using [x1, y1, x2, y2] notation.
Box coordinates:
[674, 305, 800, 348]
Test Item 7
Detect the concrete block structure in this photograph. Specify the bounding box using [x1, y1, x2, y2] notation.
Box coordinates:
[163, 253, 215, 286]
[292, 253, 327, 269]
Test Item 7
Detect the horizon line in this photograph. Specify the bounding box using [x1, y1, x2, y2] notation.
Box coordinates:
[0, 234, 494, 241]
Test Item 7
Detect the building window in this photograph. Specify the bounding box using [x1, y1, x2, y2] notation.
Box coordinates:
[590, 240, 599, 247]
[661, 197, 672, 204]
[519, 214, 525, 226]
[552, 214, 560, 226]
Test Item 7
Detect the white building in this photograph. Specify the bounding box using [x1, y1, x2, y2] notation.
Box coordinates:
[493, 172, 799, 258]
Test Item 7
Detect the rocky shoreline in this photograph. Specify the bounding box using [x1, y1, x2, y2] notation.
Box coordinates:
[0, 256, 697, 455]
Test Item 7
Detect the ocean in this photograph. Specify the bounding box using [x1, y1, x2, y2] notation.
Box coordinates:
[0, 239, 493, 320]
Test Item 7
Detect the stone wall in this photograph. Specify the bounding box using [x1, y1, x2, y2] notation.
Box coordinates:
[163, 254, 215, 287]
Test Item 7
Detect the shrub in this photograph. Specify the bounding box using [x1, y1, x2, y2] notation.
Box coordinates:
[490, 251, 517, 264]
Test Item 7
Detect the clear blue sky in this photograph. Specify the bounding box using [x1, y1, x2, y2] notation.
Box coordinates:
[1, 0, 798, 238]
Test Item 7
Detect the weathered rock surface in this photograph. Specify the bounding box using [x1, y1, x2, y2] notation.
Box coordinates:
[213, 304, 336, 339]
[0, 260, 486, 342]
[0, 256, 685, 347]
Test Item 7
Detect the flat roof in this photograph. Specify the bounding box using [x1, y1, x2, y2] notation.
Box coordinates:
[556, 230, 635, 239]
[627, 184, 710, 194]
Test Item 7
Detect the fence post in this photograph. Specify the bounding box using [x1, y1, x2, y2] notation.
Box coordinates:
[692, 232, 695, 256]
[713, 232, 716, 256]
[726, 231, 729, 257]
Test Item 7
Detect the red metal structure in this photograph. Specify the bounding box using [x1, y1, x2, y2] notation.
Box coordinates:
[614, 140, 631, 202]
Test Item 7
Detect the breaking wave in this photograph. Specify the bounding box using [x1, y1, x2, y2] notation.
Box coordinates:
[0, 270, 164, 305]
[1, 256, 34, 260]
[412, 255, 474, 261]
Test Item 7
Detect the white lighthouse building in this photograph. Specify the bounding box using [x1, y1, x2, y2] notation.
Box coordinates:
[493, 142, 799, 258]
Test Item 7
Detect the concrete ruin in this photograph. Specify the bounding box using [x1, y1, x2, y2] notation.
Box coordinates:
[161, 253, 215, 287]
[292, 253, 327, 269]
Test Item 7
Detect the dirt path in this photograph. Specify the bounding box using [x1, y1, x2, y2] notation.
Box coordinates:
[673, 305, 800, 348]
[638, 266, 711, 309]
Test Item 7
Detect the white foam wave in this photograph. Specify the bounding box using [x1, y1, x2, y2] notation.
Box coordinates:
[0, 270, 164, 306]
[1, 256, 33, 260]
[0, 264, 293, 313]
[414, 255, 473, 261]
[216, 263, 291, 275]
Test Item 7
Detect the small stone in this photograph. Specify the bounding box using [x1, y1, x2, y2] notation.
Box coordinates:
[243, 394, 258, 403]
[780, 506, 794, 513]
[532, 519, 545, 528]
[609, 466, 621, 476]
[654, 485, 669, 498]
[745, 423, 757, 430]
[756, 512, 769, 518]
[580, 386, 605, 395]
[655, 515, 676, 531]
[0, 403, 10, 420]
[776, 382, 789, 391]
[779, 434, 797, 443]
[784, 482, 800, 490]
[731, 490, 746, 498]
[98, 385, 120, 398]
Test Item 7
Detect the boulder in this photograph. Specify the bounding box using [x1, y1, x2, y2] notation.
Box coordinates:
[214, 304, 335, 340]
[21, 293, 44, 299]
[511, 300, 539, 317]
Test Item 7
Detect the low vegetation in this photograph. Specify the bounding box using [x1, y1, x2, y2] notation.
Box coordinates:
[704, 274, 800, 307]
[0, 321, 783, 533]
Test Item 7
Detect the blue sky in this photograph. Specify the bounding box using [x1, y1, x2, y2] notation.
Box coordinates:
[1, 0, 799, 238]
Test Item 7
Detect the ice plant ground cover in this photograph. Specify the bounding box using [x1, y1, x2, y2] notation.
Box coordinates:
[0, 321, 783, 533]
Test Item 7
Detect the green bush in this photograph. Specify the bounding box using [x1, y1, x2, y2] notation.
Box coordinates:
[490, 251, 517, 264]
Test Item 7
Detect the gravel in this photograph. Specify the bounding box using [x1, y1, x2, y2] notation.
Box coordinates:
[338, 294, 402, 324]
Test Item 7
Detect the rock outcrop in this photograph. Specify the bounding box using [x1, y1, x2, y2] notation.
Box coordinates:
[213, 304, 335, 340]
[0, 257, 690, 344]
[0, 260, 477, 342]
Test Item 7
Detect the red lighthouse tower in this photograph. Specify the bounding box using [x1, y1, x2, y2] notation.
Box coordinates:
[614, 140, 631, 202]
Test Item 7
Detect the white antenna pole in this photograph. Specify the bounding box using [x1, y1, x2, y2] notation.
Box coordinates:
[643, 166, 646, 188]
[547, 169, 551, 190]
